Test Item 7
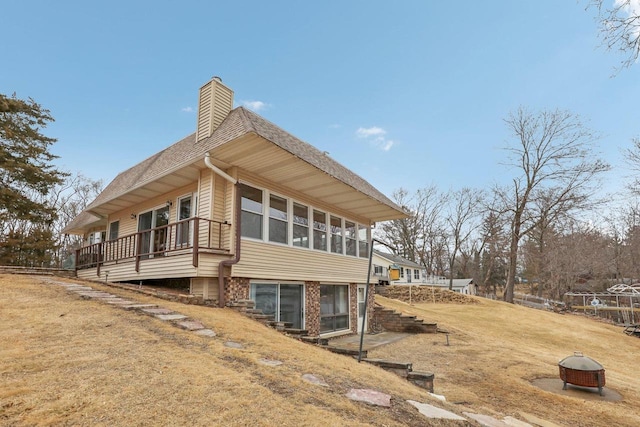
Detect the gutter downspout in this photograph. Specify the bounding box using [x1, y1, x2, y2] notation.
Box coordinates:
[204, 152, 240, 308]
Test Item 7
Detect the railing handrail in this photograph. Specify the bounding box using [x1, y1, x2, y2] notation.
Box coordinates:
[75, 217, 231, 271]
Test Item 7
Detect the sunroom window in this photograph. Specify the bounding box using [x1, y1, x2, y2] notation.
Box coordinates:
[269, 194, 288, 244]
[293, 203, 309, 248]
[358, 225, 369, 258]
[240, 184, 263, 239]
[330, 215, 342, 254]
[345, 221, 357, 256]
[313, 210, 327, 251]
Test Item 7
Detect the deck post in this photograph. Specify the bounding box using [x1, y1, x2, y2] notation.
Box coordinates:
[192, 218, 199, 267]
[135, 232, 141, 272]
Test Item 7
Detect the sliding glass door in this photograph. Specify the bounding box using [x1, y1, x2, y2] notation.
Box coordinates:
[138, 206, 169, 259]
[251, 283, 304, 329]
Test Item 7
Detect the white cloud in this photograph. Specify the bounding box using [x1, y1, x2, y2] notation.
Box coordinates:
[181, 107, 194, 113]
[241, 100, 269, 111]
[356, 126, 386, 138]
[355, 126, 396, 151]
[380, 140, 395, 151]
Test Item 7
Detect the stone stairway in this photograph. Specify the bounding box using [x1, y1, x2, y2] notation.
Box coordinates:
[227, 299, 327, 343]
[361, 359, 435, 393]
[227, 299, 275, 326]
[374, 304, 437, 333]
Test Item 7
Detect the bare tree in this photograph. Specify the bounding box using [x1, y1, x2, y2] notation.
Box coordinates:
[377, 186, 448, 273]
[496, 107, 610, 303]
[443, 188, 482, 289]
[49, 173, 103, 265]
[473, 201, 510, 297]
[591, 0, 640, 71]
[377, 188, 422, 261]
[623, 137, 640, 194]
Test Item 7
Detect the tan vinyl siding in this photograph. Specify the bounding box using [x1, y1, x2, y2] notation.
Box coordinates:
[77, 254, 198, 283]
[107, 183, 198, 237]
[197, 169, 212, 219]
[212, 89, 233, 130]
[196, 81, 212, 141]
[232, 240, 371, 284]
[189, 277, 219, 299]
[195, 78, 234, 142]
[213, 174, 230, 248]
[196, 169, 212, 248]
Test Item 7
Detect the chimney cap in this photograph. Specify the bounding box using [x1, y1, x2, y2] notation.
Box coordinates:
[212, 76, 222, 82]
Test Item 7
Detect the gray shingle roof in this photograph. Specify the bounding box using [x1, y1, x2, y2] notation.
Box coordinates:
[373, 249, 423, 269]
[86, 107, 405, 216]
[61, 211, 105, 234]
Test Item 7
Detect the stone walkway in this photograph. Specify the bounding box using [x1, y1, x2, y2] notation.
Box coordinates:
[41, 278, 559, 426]
[44, 279, 217, 338]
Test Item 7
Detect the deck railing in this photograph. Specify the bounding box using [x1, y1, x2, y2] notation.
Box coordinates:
[75, 217, 231, 273]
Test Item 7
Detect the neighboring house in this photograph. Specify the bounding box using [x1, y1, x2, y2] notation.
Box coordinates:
[63, 77, 407, 338]
[371, 250, 424, 286]
[422, 276, 477, 295]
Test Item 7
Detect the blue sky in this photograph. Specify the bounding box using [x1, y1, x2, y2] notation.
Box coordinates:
[2, 1, 638, 200]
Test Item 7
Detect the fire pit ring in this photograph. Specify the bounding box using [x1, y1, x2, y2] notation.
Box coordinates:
[558, 352, 605, 396]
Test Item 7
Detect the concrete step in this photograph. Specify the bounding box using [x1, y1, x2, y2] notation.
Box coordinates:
[283, 328, 308, 336]
[327, 347, 367, 358]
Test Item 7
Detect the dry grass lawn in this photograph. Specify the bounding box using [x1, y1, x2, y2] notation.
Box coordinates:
[370, 293, 640, 427]
[0, 274, 467, 427]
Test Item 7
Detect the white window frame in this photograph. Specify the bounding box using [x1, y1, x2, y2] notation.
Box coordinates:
[238, 181, 370, 259]
[268, 192, 289, 245]
[330, 215, 343, 255]
[292, 201, 310, 248]
[108, 220, 119, 241]
[176, 193, 196, 246]
[240, 183, 264, 240]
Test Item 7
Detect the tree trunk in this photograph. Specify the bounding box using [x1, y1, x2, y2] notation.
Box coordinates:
[504, 218, 521, 303]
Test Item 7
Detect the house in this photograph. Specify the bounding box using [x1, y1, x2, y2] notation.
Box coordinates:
[63, 77, 407, 338]
[371, 250, 425, 285]
[422, 276, 477, 295]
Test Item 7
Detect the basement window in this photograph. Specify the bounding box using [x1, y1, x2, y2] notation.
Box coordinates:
[320, 284, 349, 333]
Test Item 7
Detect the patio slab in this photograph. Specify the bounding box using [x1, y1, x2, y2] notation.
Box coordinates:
[328, 332, 410, 352]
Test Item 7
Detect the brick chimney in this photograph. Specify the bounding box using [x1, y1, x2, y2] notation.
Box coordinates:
[195, 76, 234, 142]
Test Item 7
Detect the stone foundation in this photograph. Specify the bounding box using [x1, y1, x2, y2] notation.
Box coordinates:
[305, 282, 320, 336]
[225, 276, 250, 304]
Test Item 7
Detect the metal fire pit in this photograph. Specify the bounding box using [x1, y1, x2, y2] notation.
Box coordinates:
[558, 352, 605, 396]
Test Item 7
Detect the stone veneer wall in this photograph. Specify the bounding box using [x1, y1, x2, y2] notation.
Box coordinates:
[349, 283, 358, 334]
[305, 281, 320, 336]
[225, 277, 250, 304]
[222, 279, 373, 337]
[367, 283, 375, 332]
